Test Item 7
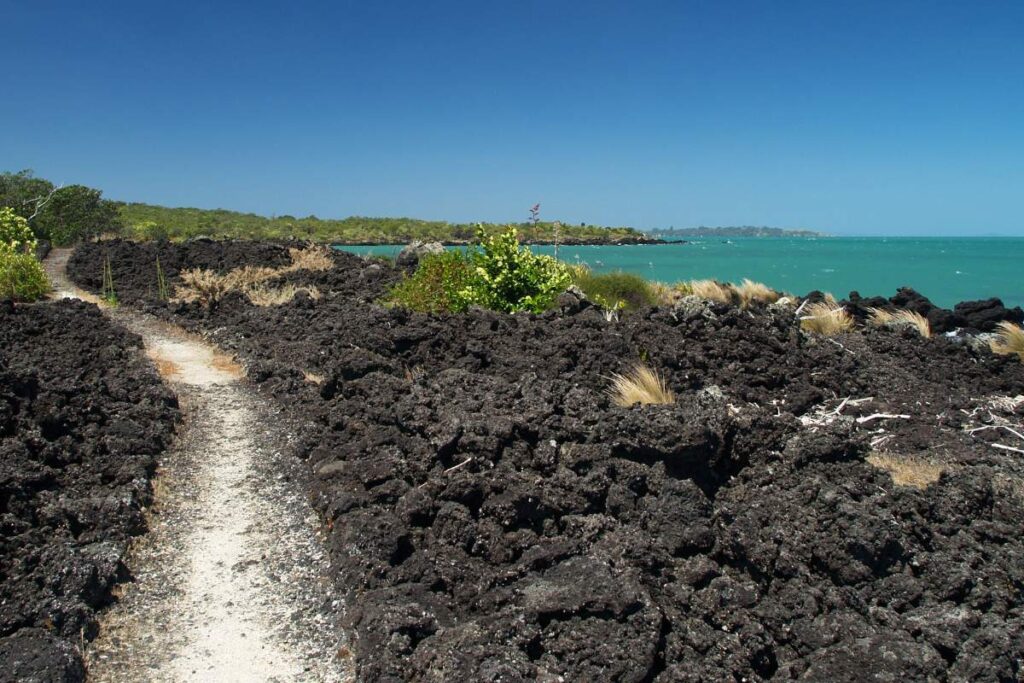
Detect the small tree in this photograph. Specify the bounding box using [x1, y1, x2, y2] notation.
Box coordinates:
[35, 185, 123, 245]
[0, 207, 37, 254]
[461, 226, 570, 313]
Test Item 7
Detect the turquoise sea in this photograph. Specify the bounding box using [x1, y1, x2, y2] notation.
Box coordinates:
[336, 237, 1024, 309]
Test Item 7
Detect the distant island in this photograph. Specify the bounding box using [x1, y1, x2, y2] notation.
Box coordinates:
[117, 202, 663, 245]
[649, 226, 828, 238]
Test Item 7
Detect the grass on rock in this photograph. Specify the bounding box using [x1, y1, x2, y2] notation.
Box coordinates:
[607, 363, 676, 406]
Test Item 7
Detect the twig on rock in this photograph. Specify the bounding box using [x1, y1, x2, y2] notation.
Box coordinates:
[966, 425, 1024, 441]
[856, 413, 911, 424]
[443, 457, 473, 474]
[992, 443, 1024, 455]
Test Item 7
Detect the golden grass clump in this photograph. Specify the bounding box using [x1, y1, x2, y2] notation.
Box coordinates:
[866, 453, 945, 489]
[891, 310, 931, 338]
[866, 307, 895, 326]
[734, 278, 779, 308]
[244, 283, 321, 307]
[990, 321, 1024, 361]
[173, 268, 231, 306]
[285, 245, 334, 272]
[607, 363, 676, 407]
[649, 281, 683, 306]
[867, 307, 931, 338]
[687, 279, 734, 305]
[800, 302, 854, 336]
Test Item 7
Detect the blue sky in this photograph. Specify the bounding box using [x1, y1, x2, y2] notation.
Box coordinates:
[2, 1, 1022, 235]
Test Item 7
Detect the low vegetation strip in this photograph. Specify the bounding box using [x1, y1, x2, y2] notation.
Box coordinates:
[0, 300, 178, 680]
[68, 239, 1024, 681]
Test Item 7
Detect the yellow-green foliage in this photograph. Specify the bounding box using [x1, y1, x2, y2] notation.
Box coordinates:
[465, 227, 571, 313]
[800, 302, 854, 336]
[0, 207, 37, 254]
[990, 321, 1024, 361]
[0, 251, 50, 301]
[571, 267, 656, 311]
[0, 208, 48, 301]
[607, 364, 676, 407]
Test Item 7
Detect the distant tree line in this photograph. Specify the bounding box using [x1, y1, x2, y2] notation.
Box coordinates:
[0, 170, 122, 246]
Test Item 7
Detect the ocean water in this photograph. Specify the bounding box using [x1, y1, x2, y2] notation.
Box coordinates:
[337, 237, 1024, 309]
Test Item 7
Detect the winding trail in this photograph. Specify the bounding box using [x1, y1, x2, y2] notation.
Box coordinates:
[45, 250, 350, 682]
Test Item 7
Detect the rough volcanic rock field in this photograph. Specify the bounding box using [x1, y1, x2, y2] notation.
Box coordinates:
[71, 240, 1024, 681]
[0, 299, 178, 680]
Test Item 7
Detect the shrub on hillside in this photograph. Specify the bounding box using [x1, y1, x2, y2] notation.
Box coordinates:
[34, 185, 123, 245]
[388, 251, 475, 313]
[571, 268, 656, 311]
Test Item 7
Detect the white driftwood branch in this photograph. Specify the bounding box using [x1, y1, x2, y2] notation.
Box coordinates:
[856, 413, 911, 424]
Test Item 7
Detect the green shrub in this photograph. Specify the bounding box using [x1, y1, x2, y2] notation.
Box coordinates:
[0, 251, 50, 301]
[0, 207, 37, 254]
[571, 268, 656, 311]
[388, 251, 474, 313]
[461, 227, 570, 313]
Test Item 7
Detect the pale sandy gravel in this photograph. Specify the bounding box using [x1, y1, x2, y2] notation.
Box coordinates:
[44, 250, 352, 682]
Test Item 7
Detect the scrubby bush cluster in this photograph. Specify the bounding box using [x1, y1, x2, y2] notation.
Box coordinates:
[389, 227, 570, 313]
[570, 267, 656, 311]
[1, 170, 122, 245]
[0, 207, 49, 301]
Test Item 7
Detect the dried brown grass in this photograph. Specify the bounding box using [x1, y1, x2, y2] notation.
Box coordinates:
[245, 283, 321, 307]
[800, 302, 854, 336]
[990, 321, 1024, 361]
[284, 246, 334, 272]
[607, 363, 676, 407]
[867, 308, 931, 337]
[687, 279, 734, 305]
[172, 245, 333, 307]
[866, 453, 945, 489]
[734, 279, 779, 308]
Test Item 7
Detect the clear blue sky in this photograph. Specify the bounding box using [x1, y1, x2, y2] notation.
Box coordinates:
[2, 1, 1022, 235]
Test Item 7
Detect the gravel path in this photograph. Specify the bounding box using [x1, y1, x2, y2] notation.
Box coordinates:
[45, 249, 350, 682]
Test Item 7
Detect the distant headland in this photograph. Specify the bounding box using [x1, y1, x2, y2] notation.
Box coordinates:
[649, 226, 829, 238]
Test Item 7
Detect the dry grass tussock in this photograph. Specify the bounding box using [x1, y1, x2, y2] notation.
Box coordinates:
[866, 452, 945, 489]
[867, 308, 931, 338]
[649, 281, 683, 306]
[687, 279, 734, 305]
[173, 245, 333, 306]
[990, 321, 1024, 361]
[734, 278, 780, 308]
[607, 363, 676, 407]
[245, 283, 321, 306]
[800, 302, 854, 336]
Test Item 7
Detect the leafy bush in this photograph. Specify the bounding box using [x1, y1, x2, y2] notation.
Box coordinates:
[388, 250, 475, 313]
[571, 268, 656, 311]
[0, 251, 50, 301]
[0, 207, 37, 254]
[388, 228, 572, 314]
[34, 185, 123, 245]
[461, 227, 570, 313]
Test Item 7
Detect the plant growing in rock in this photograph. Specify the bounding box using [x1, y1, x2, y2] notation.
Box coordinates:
[388, 250, 475, 313]
[800, 302, 854, 335]
[571, 267, 656, 311]
[155, 257, 169, 301]
[607, 363, 676, 406]
[461, 226, 570, 313]
[101, 256, 118, 306]
[990, 321, 1024, 361]
[0, 207, 50, 301]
